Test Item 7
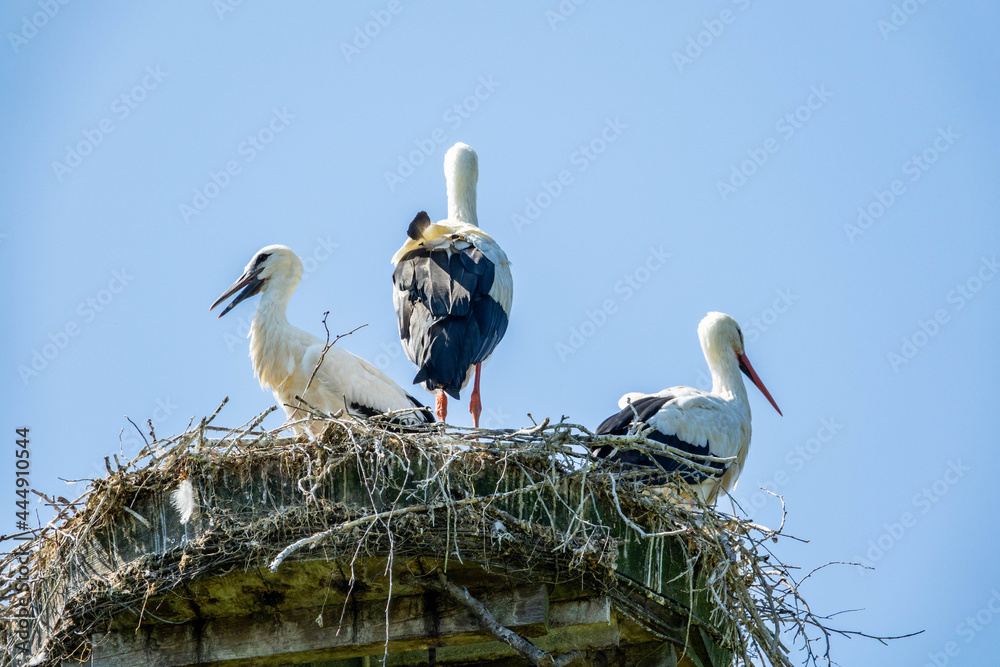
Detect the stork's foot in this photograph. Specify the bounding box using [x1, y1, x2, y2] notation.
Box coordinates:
[435, 391, 448, 423]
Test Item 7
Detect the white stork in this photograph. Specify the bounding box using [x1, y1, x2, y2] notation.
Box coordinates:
[391, 143, 513, 427]
[211, 245, 433, 435]
[592, 312, 781, 504]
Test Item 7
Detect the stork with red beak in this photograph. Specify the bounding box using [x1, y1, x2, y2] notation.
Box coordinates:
[592, 311, 782, 504]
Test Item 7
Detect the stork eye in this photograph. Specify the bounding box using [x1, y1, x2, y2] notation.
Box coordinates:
[254, 253, 271, 267]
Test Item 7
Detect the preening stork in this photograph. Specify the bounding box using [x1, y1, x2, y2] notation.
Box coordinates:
[391, 143, 513, 426]
[211, 245, 433, 435]
[592, 312, 781, 504]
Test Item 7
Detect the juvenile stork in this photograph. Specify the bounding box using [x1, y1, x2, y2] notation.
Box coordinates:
[211, 245, 433, 435]
[592, 312, 781, 504]
[392, 143, 512, 426]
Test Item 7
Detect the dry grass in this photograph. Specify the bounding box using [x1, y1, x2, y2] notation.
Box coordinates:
[0, 401, 909, 666]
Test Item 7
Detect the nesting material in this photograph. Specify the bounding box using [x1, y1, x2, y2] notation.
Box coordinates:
[0, 408, 884, 667]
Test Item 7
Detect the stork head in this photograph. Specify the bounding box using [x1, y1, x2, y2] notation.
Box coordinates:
[444, 142, 478, 187]
[698, 312, 782, 415]
[444, 142, 479, 225]
[210, 245, 303, 317]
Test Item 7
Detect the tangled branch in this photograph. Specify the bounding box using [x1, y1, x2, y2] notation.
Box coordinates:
[0, 408, 914, 667]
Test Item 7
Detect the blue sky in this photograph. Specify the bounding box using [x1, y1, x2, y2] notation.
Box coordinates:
[2, 2, 998, 665]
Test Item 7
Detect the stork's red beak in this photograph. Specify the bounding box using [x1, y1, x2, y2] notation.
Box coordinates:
[737, 352, 782, 416]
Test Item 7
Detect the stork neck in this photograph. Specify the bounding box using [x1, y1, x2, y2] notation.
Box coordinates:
[252, 290, 291, 332]
[709, 353, 750, 410]
[447, 178, 478, 226]
[248, 286, 293, 381]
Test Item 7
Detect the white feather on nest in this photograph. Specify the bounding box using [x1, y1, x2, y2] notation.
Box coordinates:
[170, 478, 199, 524]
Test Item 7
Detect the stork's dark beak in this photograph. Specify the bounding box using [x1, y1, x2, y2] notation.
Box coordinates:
[210, 266, 265, 318]
[738, 352, 782, 416]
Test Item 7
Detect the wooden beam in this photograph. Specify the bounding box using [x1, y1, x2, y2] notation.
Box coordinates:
[379, 597, 620, 666]
[92, 585, 549, 667]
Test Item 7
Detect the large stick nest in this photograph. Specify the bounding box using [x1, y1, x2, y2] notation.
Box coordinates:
[0, 404, 893, 667]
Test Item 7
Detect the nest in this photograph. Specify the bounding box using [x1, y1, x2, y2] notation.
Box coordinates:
[0, 402, 896, 667]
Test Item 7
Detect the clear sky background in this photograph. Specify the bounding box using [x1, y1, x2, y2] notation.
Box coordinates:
[2, 2, 998, 665]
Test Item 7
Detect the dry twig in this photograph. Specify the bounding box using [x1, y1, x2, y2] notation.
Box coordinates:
[0, 409, 915, 667]
[433, 570, 581, 667]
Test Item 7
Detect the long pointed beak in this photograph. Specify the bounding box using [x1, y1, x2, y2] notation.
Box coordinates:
[210, 267, 265, 318]
[737, 352, 782, 416]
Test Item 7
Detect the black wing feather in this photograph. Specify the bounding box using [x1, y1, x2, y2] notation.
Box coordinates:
[393, 244, 509, 399]
[592, 395, 726, 483]
[406, 393, 436, 423]
[348, 394, 435, 426]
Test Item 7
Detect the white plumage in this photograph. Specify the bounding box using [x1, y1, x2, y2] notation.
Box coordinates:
[211, 245, 433, 436]
[170, 478, 199, 525]
[593, 312, 781, 504]
[391, 143, 512, 426]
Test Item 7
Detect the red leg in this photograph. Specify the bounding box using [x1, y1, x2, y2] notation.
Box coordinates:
[469, 363, 483, 427]
[435, 391, 448, 423]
